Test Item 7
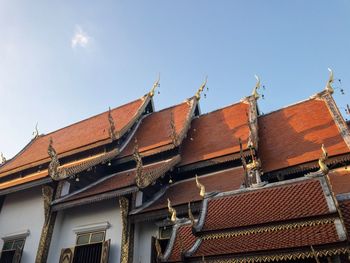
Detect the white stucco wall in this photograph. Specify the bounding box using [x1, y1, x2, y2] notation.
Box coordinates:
[0, 187, 45, 263]
[133, 221, 158, 263]
[48, 198, 122, 263]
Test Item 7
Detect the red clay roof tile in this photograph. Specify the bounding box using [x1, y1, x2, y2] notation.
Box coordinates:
[167, 225, 197, 262]
[119, 100, 194, 158]
[0, 97, 147, 176]
[339, 200, 350, 237]
[259, 99, 349, 173]
[193, 223, 340, 257]
[203, 179, 330, 231]
[179, 102, 250, 166]
[141, 167, 245, 213]
[329, 168, 350, 195]
[61, 156, 180, 203]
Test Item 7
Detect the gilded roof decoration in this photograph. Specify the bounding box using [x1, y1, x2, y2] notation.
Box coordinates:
[251, 75, 261, 100]
[325, 68, 334, 94]
[108, 107, 117, 141]
[149, 74, 160, 97]
[195, 76, 208, 101]
[167, 198, 177, 222]
[195, 175, 206, 198]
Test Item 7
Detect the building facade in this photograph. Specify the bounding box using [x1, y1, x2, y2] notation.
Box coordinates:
[1, 73, 350, 263]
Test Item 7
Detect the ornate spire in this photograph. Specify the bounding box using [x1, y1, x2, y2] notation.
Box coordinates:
[32, 123, 39, 139]
[195, 76, 208, 101]
[170, 112, 179, 146]
[252, 75, 261, 100]
[149, 74, 160, 97]
[133, 138, 144, 187]
[108, 107, 117, 141]
[325, 68, 334, 94]
[48, 138, 60, 179]
[167, 198, 177, 222]
[188, 202, 195, 226]
[195, 175, 206, 198]
[318, 144, 329, 175]
[0, 152, 6, 165]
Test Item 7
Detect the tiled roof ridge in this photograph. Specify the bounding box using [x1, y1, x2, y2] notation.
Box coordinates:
[195, 100, 246, 119]
[193, 176, 330, 233]
[259, 96, 314, 118]
[0, 95, 151, 177]
[130, 167, 243, 215]
[160, 220, 192, 262]
[40, 95, 148, 139]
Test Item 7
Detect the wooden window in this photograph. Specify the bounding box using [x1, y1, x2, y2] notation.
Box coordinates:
[59, 231, 110, 263]
[0, 238, 26, 263]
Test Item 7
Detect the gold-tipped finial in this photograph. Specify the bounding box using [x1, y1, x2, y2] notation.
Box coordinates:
[167, 198, 177, 222]
[149, 74, 160, 97]
[195, 76, 208, 101]
[32, 123, 39, 139]
[319, 144, 329, 175]
[188, 202, 195, 226]
[252, 75, 261, 100]
[195, 175, 206, 198]
[325, 68, 334, 94]
[0, 152, 6, 164]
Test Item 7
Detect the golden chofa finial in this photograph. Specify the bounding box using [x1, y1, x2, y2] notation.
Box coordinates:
[195, 175, 206, 198]
[252, 75, 261, 100]
[149, 74, 160, 97]
[325, 68, 334, 94]
[0, 153, 6, 164]
[167, 198, 177, 222]
[319, 144, 329, 175]
[195, 76, 208, 101]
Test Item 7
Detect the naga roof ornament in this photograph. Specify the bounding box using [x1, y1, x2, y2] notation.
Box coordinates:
[252, 75, 261, 100]
[325, 68, 334, 94]
[108, 107, 117, 141]
[195, 76, 208, 101]
[133, 138, 144, 188]
[32, 123, 39, 139]
[195, 175, 206, 198]
[149, 74, 160, 97]
[167, 198, 177, 222]
[318, 144, 329, 175]
[0, 153, 6, 165]
[188, 202, 195, 226]
[48, 138, 63, 180]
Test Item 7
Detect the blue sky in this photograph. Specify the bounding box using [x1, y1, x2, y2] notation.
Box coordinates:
[0, 0, 349, 158]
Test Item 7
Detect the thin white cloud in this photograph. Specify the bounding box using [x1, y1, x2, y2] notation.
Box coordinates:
[71, 25, 90, 48]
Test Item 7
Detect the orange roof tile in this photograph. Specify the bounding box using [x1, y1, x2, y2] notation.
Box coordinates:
[119, 99, 195, 158]
[192, 223, 340, 258]
[0, 97, 148, 177]
[167, 225, 197, 262]
[202, 179, 330, 231]
[259, 99, 349, 173]
[179, 102, 250, 166]
[141, 167, 245, 213]
[329, 168, 350, 195]
[60, 156, 180, 203]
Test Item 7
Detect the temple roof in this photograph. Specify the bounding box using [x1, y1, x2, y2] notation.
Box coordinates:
[52, 155, 181, 210]
[164, 223, 197, 262]
[136, 167, 245, 214]
[328, 168, 350, 195]
[259, 98, 350, 173]
[119, 98, 197, 158]
[161, 177, 348, 262]
[0, 96, 150, 177]
[179, 102, 250, 167]
[200, 178, 332, 232]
